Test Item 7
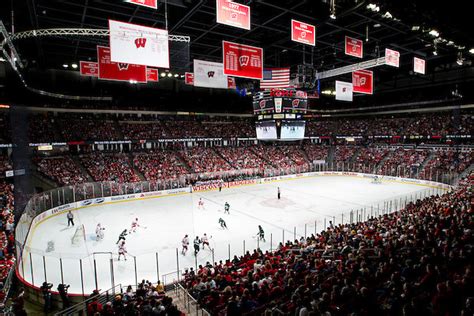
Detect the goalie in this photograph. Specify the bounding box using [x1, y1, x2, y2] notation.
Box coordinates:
[95, 223, 105, 241]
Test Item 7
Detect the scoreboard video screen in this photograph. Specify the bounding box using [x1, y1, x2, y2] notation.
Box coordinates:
[253, 89, 308, 115]
[280, 120, 306, 140]
[256, 121, 278, 140]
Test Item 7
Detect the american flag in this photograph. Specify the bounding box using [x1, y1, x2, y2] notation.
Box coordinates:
[260, 68, 290, 89]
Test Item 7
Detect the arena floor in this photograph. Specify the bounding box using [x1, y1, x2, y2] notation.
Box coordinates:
[20, 175, 444, 294]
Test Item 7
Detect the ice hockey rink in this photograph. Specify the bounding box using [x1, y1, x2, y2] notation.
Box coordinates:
[20, 175, 446, 294]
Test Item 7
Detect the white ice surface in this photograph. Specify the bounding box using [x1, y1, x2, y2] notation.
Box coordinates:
[20, 175, 442, 294]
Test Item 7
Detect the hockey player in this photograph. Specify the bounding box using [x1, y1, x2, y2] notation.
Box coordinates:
[277, 187, 281, 200]
[224, 202, 230, 214]
[181, 234, 190, 255]
[116, 229, 128, 244]
[130, 218, 140, 233]
[197, 198, 205, 210]
[95, 223, 105, 241]
[219, 218, 227, 229]
[118, 240, 127, 261]
[67, 211, 74, 227]
[193, 236, 201, 256]
[201, 233, 211, 250]
[257, 225, 266, 242]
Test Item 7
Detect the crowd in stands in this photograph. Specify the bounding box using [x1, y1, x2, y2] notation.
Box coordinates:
[334, 146, 359, 163]
[36, 156, 87, 186]
[353, 147, 390, 170]
[183, 172, 474, 315]
[133, 150, 189, 181]
[217, 147, 269, 170]
[0, 181, 15, 301]
[80, 152, 140, 183]
[419, 150, 474, 180]
[380, 148, 430, 177]
[0, 112, 471, 143]
[86, 281, 183, 316]
[179, 147, 233, 174]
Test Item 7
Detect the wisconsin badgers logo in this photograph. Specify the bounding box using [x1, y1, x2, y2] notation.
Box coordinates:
[207, 71, 215, 78]
[231, 13, 238, 20]
[292, 99, 300, 107]
[118, 63, 130, 71]
[259, 100, 266, 109]
[135, 37, 147, 49]
[239, 55, 249, 67]
[359, 77, 366, 85]
[301, 31, 307, 38]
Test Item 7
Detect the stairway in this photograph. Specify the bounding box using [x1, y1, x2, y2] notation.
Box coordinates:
[128, 153, 146, 181]
[327, 145, 336, 166]
[374, 149, 393, 174]
[415, 150, 436, 177]
[71, 155, 94, 182]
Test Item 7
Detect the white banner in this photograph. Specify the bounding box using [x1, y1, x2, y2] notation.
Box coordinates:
[193, 59, 228, 89]
[109, 20, 169, 68]
[335, 81, 353, 101]
[385, 48, 400, 67]
[414, 57, 426, 74]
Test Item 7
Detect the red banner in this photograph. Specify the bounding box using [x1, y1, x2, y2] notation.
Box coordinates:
[223, 41, 263, 80]
[80, 61, 98, 77]
[291, 20, 316, 46]
[146, 68, 159, 82]
[345, 36, 363, 58]
[227, 77, 236, 89]
[216, 0, 251, 30]
[185, 72, 194, 85]
[414, 57, 426, 74]
[129, 0, 157, 9]
[97, 46, 147, 83]
[352, 70, 373, 94]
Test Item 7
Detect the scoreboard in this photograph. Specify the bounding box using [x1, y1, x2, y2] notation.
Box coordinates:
[253, 89, 308, 141]
[252, 89, 308, 115]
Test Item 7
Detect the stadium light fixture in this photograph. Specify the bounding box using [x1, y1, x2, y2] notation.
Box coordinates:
[429, 29, 440, 37]
[174, 74, 179, 78]
[71, 63, 78, 69]
[160, 72, 166, 77]
[457, 52, 463, 65]
[411, 26, 420, 31]
[62, 64, 68, 68]
[382, 11, 392, 19]
[433, 50, 438, 56]
[469, 48, 474, 54]
[329, 0, 336, 19]
[167, 73, 173, 77]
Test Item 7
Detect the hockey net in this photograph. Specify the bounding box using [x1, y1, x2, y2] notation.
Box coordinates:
[371, 176, 383, 184]
[71, 224, 86, 246]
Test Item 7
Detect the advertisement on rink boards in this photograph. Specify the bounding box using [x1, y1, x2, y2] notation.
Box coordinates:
[80, 61, 99, 77]
[128, 0, 158, 9]
[216, 0, 251, 30]
[185, 72, 194, 85]
[97, 46, 147, 82]
[223, 41, 263, 80]
[291, 19, 316, 46]
[193, 59, 228, 89]
[352, 69, 373, 94]
[414, 57, 426, 74]
[192, 179, 257, 192]
[146, 68, 159, 82]
[385, 48, 400, 67]
[108, 20, 169, 68]
[345, 36, 363, 58]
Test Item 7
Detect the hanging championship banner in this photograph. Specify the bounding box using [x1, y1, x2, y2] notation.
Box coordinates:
[194, 59, 228, 89]
[291, 19, 316, 46]
[80, 61, 99, 77]
[128, 0, 158, 9]
[97, 46, 147, 82]
[216, 0, 251, 30]
[185, 72, 194, 85]
[227, 77, 236, 89]
[223, 41, 263, 80]
[109, 20, 169, 68]
[146, 68, 159, 82]
[335, 81, 353, 101]
[345, 36, 363, 58]
[352, 70, 373, 94]
[385, 48, 400, 67]
[414, 57, 426, 74]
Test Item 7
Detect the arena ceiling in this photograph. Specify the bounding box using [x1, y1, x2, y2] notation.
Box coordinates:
[1, 0, 474, 105]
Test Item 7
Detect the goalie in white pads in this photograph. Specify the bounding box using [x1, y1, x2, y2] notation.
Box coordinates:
[201, 233, 211, 250]
[181, 234, 190, 255]
[95, 223, 105, 241]
[118, 240, 127, 261]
